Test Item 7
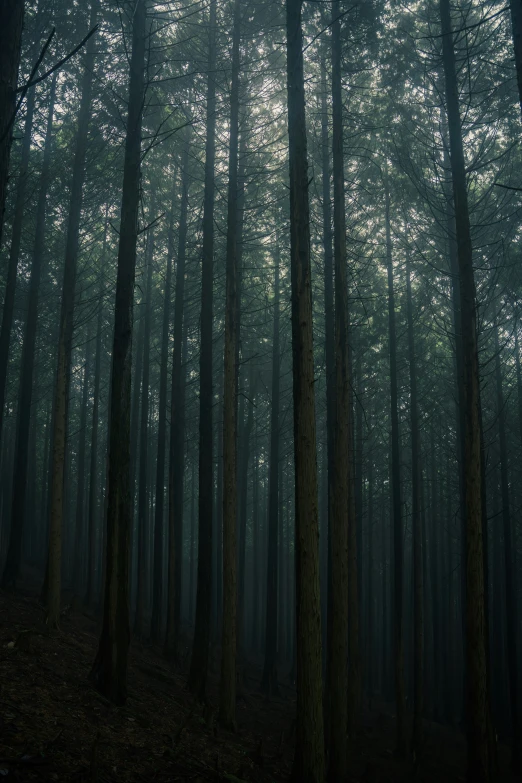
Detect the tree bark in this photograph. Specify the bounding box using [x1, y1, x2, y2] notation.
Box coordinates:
[0, 0, 24, 249]
[150, 172, 176, 641]
[219, 0, 241, 729]
[262, 246, 281, 695]
[0, 69, 36, 452]
[166, 136, 190, 657]
[384, 177, 406, 757]
[89, 0, 147, 706]
[440, 0, 490, 777]
[494, 316, 519, 773]
[86, 228, 106, 607]
[135, 206, 154, 638]
[406, 244, 423, 757]
[286, 0, 325, 779]
[328, 1, 351, 775]
[45, 0, 99, 626]
[1, 74, 57, 589]
[189, 0, 217, 700]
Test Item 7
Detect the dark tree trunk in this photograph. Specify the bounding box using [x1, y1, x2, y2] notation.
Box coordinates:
[0, 71, 36, 451]
[1, 74, 57, 589]
[286, 0, 325, 778]
[320, 53, 335, 681]
[73, 338, 92, 594]
[220, 0, 241, 728]
[0, 0, 24, 248]
[166, 136, 190, 657]
[509, 0, 522, 115]
[440, 0, 490, 776]
[86, 235, 106, 607]
[328, 1, 352, 774]
[494, 317, 519, 773]
[135, 212, 154, 638]
[46, 0, 99, 628]
[89, 0, 147, 706]
[150, 173, 176, 641]
[406, 247, 423, 756]
[384, 178, 406, 757]
[189, 0, 217, 700]
[262, 247, 280, 695]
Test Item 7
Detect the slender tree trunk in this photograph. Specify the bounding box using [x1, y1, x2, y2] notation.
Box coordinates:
[73, 339, 91, 594]
[45, 0, 99, 625]
[166, 135, 190, 657]
[509, 0, 522, 115]
[150, 173, 176, 641]
[0, 76, 36, 451]
[220, 0, 241, 728]
[494, 317, 519, 773]
[286, 0, 325, 778]
[189, 463, 195, 624]
[86, 236, 105, 607]
[0, 0, 24, 249]
[328, 2, 351, 775]
[189, 0, 217, 700]
[90, 0, 147, 705]
[406, 246, 423, 756]
[135, 212, 154, 637]
[1, 74, 57, 589]
[384, 178, 406, 757]
[440, 0, 490, 777]
[237, 369, 254, 668]
[320, 53, 335, 685]
[252, 424, 259, 652]
[262, 247, 281, 695]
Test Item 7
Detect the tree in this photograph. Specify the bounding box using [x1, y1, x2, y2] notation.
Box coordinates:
[1, 73, 57, 589]
[0, 0, 24, 248]
[90, 0, 148, 706]
[262, 241, 280, 696]
[45, 0, 99, 627]
[286, 0, 325, 779]
[440, 0, 490, 777]
[189, 0, 217, 700]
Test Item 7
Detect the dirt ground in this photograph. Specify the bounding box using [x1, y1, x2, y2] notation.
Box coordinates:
[0, 588, 514, 782]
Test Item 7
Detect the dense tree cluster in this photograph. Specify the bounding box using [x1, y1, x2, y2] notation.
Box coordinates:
[1, 0, 521, 780]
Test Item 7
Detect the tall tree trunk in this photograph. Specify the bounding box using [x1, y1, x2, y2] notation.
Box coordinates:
[45, 0, 99, 625]
[73, 338, 92, 594]
[509, 0, 522, 115]
[135, 211, 154, 638]
[166, 135, 190, 657]
[286, 0, 325, 778]
[320, 53, 335, 681]
[406, 245, 423, 756]
[440, 0, 490, 777]
[90, 0, 147, 705]
[262, 246, 280, 695]
[220, 0, 241, 729]
[1, 74, 57, 589]
[150, 173, 176, 641]
[0, 71, 36, 451]
[237, 369, 254, 668]
[0, 0, 24, 249]
[86, 238, 106, 607]
[189, 0, 216, 700]
[384, 178, 406, 757]
[494, 316, 519, 773]
[328, 1, 351, 775]
[251, 423, 259, 652]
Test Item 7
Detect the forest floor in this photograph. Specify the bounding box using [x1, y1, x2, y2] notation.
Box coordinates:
[0, 584, 515, 783]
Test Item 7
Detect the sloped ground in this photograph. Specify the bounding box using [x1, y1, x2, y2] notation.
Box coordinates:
[0, 588, 514, 782]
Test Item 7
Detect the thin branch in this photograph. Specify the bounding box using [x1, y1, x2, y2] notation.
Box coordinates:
[15, 25, 99, 93]
[0, 28, 55, 145]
